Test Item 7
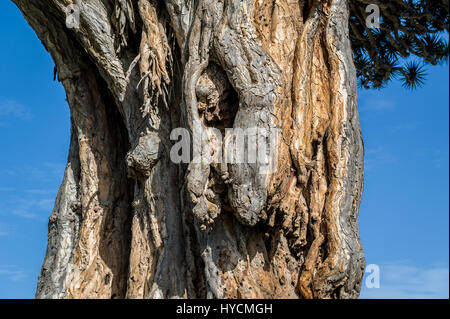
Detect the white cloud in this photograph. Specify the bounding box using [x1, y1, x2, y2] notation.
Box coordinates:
[361, 262, 449, 299]
[359, 91, 397, 112]
[0, 162, 65, 183]
[0, 265, 27, 282]
[0, 194, 55, 220]
[364, 146, 398, 172]
[0, 223, 9, 236]
[0, 100, 31, 120]
[36, 198, 55, 211]
[11, 207, 39, 219]
[8, 197, 55, 219]
[432, 149, 449, 169]
[0, 163, 63, 220]
[389, 121, 421, 133]
[24, 189, 56, 195]
[364, 99, 396, 111]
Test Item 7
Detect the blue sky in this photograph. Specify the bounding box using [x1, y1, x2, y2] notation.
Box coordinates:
[0, 1, 448, 299]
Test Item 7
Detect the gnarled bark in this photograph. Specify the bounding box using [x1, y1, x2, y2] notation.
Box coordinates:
[13, 0, 365, 299]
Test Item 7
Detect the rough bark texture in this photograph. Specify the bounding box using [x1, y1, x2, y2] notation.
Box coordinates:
[13, 0, 365, 299]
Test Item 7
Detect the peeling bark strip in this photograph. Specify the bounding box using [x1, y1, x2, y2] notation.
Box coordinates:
[13, 0, 364, 299]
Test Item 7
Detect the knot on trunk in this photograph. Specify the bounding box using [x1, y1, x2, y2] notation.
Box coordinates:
[126, 132, 161, 178]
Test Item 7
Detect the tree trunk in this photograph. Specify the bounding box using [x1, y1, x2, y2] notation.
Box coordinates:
[13, 0, 365, 299]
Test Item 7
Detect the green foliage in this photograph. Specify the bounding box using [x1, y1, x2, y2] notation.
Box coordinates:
[349, 0, 449, 89]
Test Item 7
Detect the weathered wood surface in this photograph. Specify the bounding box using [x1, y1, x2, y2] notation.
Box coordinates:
[12, 0, 365, 299]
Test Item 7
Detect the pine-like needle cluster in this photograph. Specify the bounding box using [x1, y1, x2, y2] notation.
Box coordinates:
[349, 0, 449, 89]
